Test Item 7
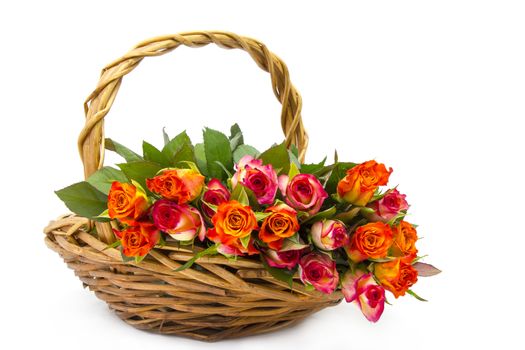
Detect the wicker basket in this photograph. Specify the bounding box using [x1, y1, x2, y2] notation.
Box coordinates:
[44, 31, 343, 342]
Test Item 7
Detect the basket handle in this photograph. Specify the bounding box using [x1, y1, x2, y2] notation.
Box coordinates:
[78, 31, 308, 182]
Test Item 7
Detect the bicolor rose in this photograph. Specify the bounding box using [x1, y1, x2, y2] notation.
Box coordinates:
[299, 252, 339, 294]
[337, 160, 392, 206]
[146, 168, 204, 204]
[342, 271, 386, 322]
[108, 181, 148, 224]
[259, 203, 300, 250]
[375, 257, 418, 298]
[201, 178, 230, 218]
[263, 248, 302, 270]
[390, 221, 418, 258]
[151, 199, 206, 241]
[346, 222, 393, 262]
[114, 222, 159, 258]
[369, 189, 409, 222]
[279, 173, 328, 215]
[231, 155, 278, 205]
[207, 200, 259, 255]
[310, 219, 349, 251]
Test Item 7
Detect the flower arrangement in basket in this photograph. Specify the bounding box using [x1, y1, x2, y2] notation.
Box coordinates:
[45, 32, 440, 341]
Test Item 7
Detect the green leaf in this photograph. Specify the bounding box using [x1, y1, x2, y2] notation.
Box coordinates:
[135, 255, 147, 263]
[259, 142, 290, 174]
[255, 212, 271, 221]
[194, 143, 208, 176]
[407, 289, 428, 302]
[214, 161, 233, 178]
[413, 262, 441, 277]
[203, 128, 234, 180]
[281, 235, 309, 251]
[240, 234, 251, 249]
[162, 131, 195, 165]
[288, 161, 300, 180]
[261, 257, 296, 289]
[301, 157, 327, 175]
[162, 127, 170, 146]
[120, 247, 135, 262]
[143, 141, 169, 166]
[117, 161, 163, 191]
[55, 182, 108, 220]
[172, 143, 196, 165]
[175, 244, 218, 272]
[105, 138, 142, 162]
[231, 184, 250, 206]
[325, 162, 357, 194]
[93, 208, 110, 221]
[103, 240, 121, 251]
[233, 144, 260, 163]
[302, 206, 337, 224]
[334, 207, 361, 223]
[229, 123, 244, 151]
[288, 149, 301, 170]
[86, 166, 128, 194]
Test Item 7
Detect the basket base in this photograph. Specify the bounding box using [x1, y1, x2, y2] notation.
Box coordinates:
[44, 216, 342, 341]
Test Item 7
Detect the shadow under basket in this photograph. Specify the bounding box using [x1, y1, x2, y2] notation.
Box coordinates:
[44, 32, 343, 341]
[44, 216, 342, 341]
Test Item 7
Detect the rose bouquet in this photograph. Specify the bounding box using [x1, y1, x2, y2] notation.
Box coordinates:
[56, 124, 440, 322]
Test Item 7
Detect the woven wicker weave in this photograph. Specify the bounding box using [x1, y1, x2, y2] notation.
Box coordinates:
[44, 31, 342, 342]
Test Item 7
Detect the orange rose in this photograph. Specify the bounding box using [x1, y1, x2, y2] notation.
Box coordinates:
[107, 181, 148, 224]
[146, 168, 204, 204]
[346, 222, 393, 262]
[375, 257, 418, 298]
[337, 160, 392, 206]
[390, 221, 418, 258]
[259, 203, 299, 250]
[114, 222, 159, 258]
[208, 200, 258, 249]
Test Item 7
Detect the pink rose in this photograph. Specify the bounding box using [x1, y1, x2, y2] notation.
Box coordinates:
[151, 199, 206, 241]
[369, 189, 409, 222]
[310, 220, 349, 251]
[341, 271, 385, 322]
[202, 178, 230, 218]
[298, 252, 339, 294]
[231, 155, 278, 205]
[263, 248, 302, 270]
[279, 174, 328, 215]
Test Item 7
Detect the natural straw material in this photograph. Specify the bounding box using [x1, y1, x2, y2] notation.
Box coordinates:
[45, 32, 339, 341]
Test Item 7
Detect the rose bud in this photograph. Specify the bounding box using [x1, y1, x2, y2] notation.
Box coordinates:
[368, 189, 409, 222]
[375, 257, 418, 298]
[298, 252, 339, 294]
[279, 173, 328, 215]
[337, 160, 392, 206]
[310, 219, 349, 251]
[342, 271, 386, 322]
[390, 221, 418, 258]
[147, 168, 204, 204]
[114, 222, 159, 258]
[346, 222, 393, 262]
[201, 178, 230, 218]
[206, 200, 259, 256]
[151, 199, 206, 241]
[107, 181, 148, 224]
[263, 248, 302, 270]
[231, 155, 278, 205]
[259, 203, 300, 250]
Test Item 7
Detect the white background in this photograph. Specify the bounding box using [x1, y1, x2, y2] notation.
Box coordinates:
[1, 1, 524, 349]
